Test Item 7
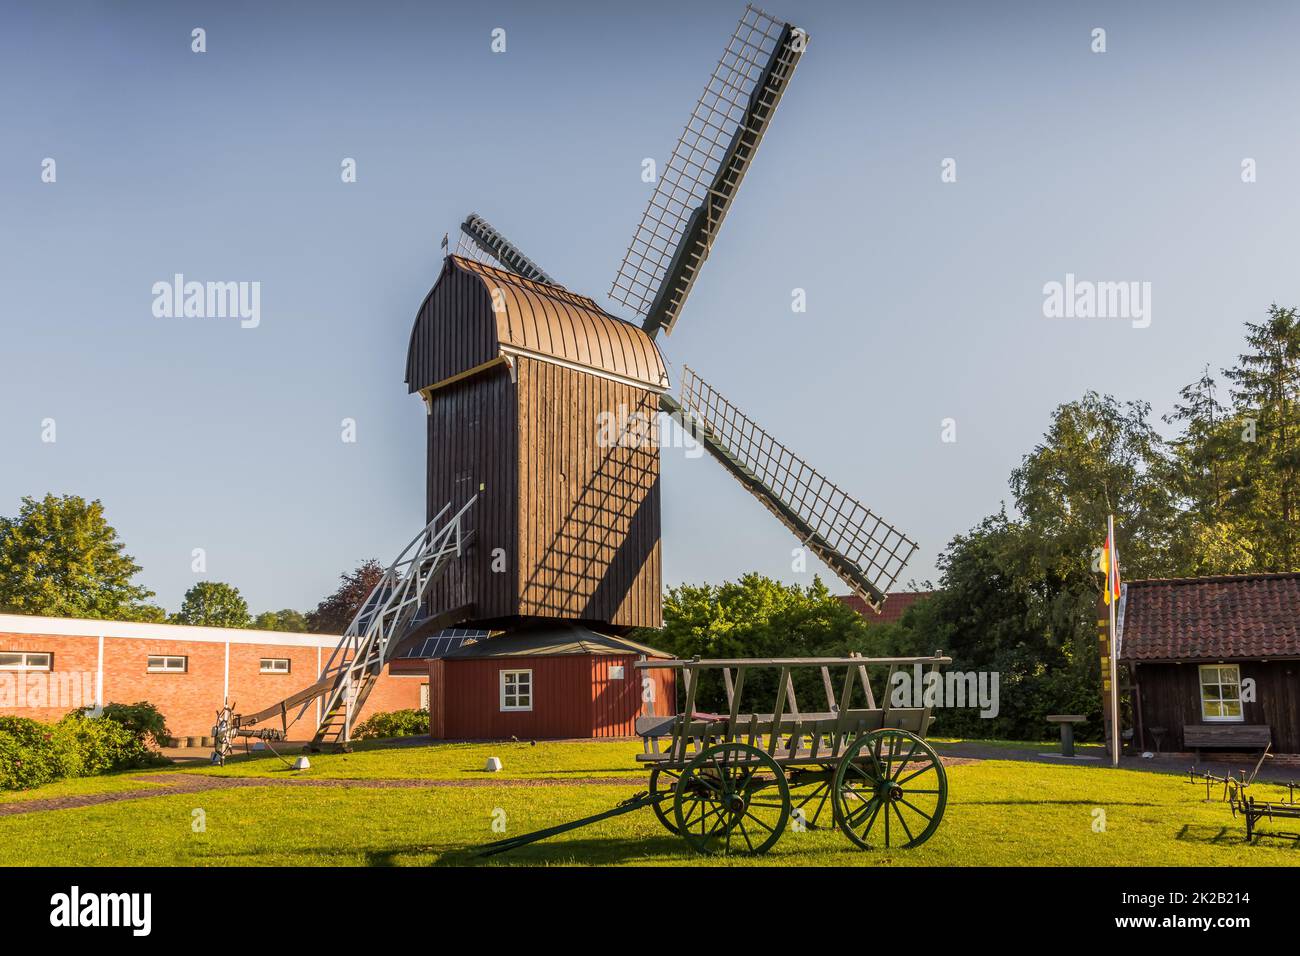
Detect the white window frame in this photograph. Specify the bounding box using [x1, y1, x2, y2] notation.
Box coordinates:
[500, 669, 533, 712]
[1199, 664, 1244, 722]
[147, 655, 188, 674]
[259, 658, 291, 675]
[0, 651, 52, 671]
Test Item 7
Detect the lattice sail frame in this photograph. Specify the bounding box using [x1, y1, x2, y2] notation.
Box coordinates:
[455, 212, 556, 284]
[609, 5, 806, 337]
[676, 368, 917, 607]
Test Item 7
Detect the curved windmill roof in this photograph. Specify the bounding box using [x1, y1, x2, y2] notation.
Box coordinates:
[406, 255, 668, 394]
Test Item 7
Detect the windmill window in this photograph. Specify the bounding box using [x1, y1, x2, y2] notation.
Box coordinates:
[147, 655, 188, 674]
[1199, 665, 1243, 722]
[500, 669, 532, 712]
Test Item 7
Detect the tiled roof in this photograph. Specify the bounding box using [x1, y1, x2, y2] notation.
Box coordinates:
[1120, 572, 1300, 661]
[838, 591, 932, 626]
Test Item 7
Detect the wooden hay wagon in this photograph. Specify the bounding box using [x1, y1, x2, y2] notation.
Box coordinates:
[479, 652, 952, 857]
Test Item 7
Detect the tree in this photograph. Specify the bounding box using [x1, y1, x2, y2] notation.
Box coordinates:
[172, 582, 250, 628]
[1222, 304, 1300, 570]
[1162, 369, 1254, 575]
[306, 559, 384, 634]
[647, 574, 871, 710]
[1009, 391, 1175, 584]
[0, 494, 163, 621]
[252, 609, 308, 632]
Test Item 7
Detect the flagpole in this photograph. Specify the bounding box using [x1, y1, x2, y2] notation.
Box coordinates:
[1107, 514, 1120, 768]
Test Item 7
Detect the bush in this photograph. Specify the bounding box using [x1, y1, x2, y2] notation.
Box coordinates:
[98, 701, 170, 748]
[0, 716, 77, 790]
[0, 709, 165, 792]
[353, 709, 429, 740]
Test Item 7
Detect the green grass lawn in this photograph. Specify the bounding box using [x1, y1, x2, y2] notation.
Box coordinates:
[175, 738, 649, 781]
[1, 740, 1297, 866]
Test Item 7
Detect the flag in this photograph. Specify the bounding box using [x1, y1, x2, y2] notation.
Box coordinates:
[1099, 533, 1121, 605]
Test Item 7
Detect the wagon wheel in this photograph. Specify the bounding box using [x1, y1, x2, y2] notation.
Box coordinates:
[833, 729, 947, 850]
[648, 767, 682, 834]
[673, 742, 790, 855]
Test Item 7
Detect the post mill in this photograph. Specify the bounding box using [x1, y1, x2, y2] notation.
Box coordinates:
[214, 4, 918, 755]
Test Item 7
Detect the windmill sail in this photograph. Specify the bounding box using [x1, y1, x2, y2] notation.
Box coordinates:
[665, 368, 916, 610]
[457, 212, 556, 285]
[609, 5, 806, 338]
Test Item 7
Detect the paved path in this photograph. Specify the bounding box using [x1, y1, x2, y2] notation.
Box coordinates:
[932, 740, 1299, 785]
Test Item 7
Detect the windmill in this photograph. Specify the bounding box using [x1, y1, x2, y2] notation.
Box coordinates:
[218, 4, 916, 753]
[406, 3, 916, 633]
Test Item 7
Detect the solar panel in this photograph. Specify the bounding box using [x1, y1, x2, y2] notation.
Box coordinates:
[609, 5, 806, 337]
[403, 628, 490, 659]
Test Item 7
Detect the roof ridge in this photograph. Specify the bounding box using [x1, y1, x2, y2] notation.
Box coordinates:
[1126, 571, 1300, 587]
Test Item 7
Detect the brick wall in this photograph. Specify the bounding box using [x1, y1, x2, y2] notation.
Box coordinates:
[0, 615, 427, 738]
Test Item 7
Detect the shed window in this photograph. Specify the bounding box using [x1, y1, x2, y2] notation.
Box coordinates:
[0, 652, 52, 671]
[260, 658, 291, 674]
[1199, 665, 1243, 722]
[147, 655, 188, 674]
[500, 669, 532, 712]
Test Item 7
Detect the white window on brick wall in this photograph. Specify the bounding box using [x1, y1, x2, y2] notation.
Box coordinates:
[147, 655, 188, 673]
[500, 669, 532, 712]
[0, 651, 52, 671]
[1199, 664, 1244, 722]
[260, 658, 291, 674]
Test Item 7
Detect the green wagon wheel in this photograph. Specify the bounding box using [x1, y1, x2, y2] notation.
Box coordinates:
[673, 742, 790, 855]
[833, 729, 947, 850]
[648, 767, 682, 834]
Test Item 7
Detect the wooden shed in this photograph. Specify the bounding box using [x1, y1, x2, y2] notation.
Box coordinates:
[405, 255, 669, 633]
[426, 623, 676, 740]
[1122, 572, 1300, 756]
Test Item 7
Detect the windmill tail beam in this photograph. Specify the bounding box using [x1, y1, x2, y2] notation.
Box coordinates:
[662, 371, 916, 612]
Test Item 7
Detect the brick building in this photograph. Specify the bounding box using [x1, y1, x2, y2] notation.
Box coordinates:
[0, 613, 425, 739]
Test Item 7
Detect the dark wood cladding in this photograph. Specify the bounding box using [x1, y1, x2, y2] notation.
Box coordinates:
[406, 256, 667, 395]
[406, 259, 498, 392]
[410, 255, 665, 632]
[515, 356, 661, 629]
[423, 368, 518, 623]
[1133, 660, 1300, 752]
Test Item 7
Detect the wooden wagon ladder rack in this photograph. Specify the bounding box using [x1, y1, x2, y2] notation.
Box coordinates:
[234, 496, 477, 745]
[664, 369, 918, 610]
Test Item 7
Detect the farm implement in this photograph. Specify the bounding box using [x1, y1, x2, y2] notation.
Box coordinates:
[480, 653, 951, 857]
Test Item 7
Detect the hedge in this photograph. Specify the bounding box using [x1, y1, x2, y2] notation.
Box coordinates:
[353, 709, 429, 740]
[0, 707, 167, 791]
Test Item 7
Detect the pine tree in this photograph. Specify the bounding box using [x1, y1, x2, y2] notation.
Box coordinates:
[1223, 305, 1300, 570]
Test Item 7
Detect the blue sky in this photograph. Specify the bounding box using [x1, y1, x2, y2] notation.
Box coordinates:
[3, 0, 1299, 616]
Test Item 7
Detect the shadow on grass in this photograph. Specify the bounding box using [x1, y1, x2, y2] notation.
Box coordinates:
[437, 835, 691, 867]
[956, 799, 1161, 808]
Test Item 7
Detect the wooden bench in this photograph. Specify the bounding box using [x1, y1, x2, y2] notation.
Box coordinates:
[1183, 723, 1271, 760]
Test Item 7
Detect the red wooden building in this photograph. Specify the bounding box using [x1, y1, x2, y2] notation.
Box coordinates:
[427, 623, 675, 740]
